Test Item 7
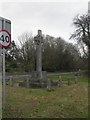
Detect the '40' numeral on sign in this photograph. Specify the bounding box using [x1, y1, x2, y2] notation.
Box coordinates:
[0, 35, 10, 43]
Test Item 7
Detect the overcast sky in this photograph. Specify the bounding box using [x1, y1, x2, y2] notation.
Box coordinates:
[0, 0, 89, 44]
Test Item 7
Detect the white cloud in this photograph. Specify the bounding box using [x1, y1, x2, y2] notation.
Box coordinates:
[0, 0, 90, 2]
[0, 2, 89, 44]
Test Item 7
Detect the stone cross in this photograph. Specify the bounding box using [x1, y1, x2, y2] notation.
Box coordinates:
[34, 30, 43, 80]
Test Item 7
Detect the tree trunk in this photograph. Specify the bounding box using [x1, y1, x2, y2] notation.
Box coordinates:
[88, 47, 90, 78]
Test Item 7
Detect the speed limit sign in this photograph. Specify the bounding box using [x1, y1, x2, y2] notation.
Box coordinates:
[0, 29, 11, 48]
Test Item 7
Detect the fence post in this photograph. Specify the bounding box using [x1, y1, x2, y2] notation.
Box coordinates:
[9, 77, 13, 87]
[26, 78, 29, 88]
[68, 79, 70, 85]
[75, 76, 78, 84]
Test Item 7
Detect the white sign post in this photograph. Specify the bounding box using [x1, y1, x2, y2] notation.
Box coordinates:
[0, 17, 11, 110]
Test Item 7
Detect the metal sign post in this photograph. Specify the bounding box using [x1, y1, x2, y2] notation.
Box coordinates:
[0, 17, 11, 110]
[2, 19, 5, 110]
[2, 48, 5, 110]
[0, 48, 2, 119]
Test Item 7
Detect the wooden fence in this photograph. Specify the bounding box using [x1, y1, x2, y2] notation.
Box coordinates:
[5, 71, 84, 88]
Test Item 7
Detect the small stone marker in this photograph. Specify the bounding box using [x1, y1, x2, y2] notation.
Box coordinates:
[13, 83, 19, 87]
[47, 79, 51, 90]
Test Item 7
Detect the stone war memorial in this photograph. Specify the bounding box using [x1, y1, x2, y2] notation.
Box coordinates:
[30, 30, 48, 88]
[20, 30, 49, 88]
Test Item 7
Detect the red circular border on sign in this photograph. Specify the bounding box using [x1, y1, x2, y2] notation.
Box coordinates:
[0, 29, 11, 49]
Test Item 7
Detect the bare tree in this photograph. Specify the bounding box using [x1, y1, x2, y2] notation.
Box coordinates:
[70, 13, 90, 76]
[17, 32, 35, 72]
[70, 14, 90, 57]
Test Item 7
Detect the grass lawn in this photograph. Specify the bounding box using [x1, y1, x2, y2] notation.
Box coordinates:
[3, 75, 88, 118]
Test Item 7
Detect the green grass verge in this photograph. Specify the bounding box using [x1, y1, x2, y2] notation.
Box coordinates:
[49, 74, 88, 83]
[3, 78, 88, 118]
